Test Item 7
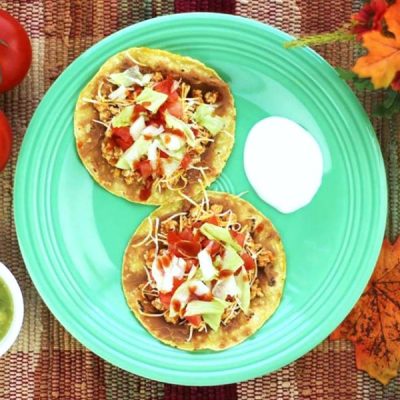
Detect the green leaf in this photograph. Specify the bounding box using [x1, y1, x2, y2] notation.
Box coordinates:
[336, 67, 357, 81]
[335, 68, 374, 91]
[373, 90, 400, 118]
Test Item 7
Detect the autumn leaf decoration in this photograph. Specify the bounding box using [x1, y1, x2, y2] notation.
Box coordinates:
[354, 1, 400, 89]
[330, 238, 400, 385]
[286, 0, 400, 117]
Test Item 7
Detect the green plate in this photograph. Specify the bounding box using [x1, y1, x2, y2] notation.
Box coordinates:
[14, 13, 387, 385]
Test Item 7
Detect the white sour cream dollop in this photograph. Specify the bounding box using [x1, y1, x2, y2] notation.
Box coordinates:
[244, 116, 323, 214]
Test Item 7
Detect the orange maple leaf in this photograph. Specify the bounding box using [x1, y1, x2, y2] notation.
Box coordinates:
[353, 1, 400, 89]
[331, 238, 400, 384]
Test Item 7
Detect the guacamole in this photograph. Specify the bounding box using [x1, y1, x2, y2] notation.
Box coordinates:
[0, 277, 13, 340]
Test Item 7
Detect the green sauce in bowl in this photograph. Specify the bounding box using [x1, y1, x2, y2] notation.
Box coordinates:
[0, 277, 13, 341]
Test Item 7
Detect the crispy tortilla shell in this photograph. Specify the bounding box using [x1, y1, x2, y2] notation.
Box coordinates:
[122, 191, 286, 351]
[74, 48, 235, 205]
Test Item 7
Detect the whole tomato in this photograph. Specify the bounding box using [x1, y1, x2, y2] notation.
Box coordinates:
[0, 110, 12, 170]
[0, 10, 32, 92]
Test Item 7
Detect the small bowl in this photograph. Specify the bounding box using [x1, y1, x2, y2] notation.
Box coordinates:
[0, 262, 24, 357]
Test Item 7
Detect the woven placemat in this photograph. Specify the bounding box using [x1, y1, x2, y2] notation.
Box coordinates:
[0, 1, 399, 399]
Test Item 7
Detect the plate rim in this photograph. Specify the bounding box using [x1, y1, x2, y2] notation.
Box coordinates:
[14, 12, 388, 385]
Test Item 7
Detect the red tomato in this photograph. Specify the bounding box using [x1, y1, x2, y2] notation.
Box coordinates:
[175, 240, 201, 258]
[154, 78, 183, 118]
[154, 78, 174, 94]
[167, 231, 180, 244]
[230, 231, 245, 247]
[241, 253, 255, 271]
[185, 315, 202, 327]
[206, 215, 220, 226]
[112, 126, 133, 150]
[0, 111, 12, 171]
[180, 228, 194, 241]
[166, 100, 183, 119]
[134, 159, 152, 179]
[204, 240, 222, 257]
[159, 292, 172, 308]
[180, 153, 191, 169]
[0, 10, 32, 92]
[132, 104, 147, 120]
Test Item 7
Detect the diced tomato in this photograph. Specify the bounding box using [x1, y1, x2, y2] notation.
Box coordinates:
[111, 126, 133, 150]
[167, 231, 181, 245]
[206, 215, 220, 226]
[159, 292, 172, 308]
[175, 240, 201, 258]
[185, 315, 202, 327]
[204, 240, 222, 257]
[166, 97, 183, 118]
[180, 153, 191, 169]
[139, 177, 154, 201]
[134, 159, 153, 179]
[180, 228, 194, 241]
[150, 110, 166, 126]
[230, 231, 245, 248]
[241, 253, 255, 271]
[132, 104, 147, 120]
[154, 78, 183, 118]
[159, 150, 169, 158]
[154, 78, 174, 94]
[169, 91, 179, 101]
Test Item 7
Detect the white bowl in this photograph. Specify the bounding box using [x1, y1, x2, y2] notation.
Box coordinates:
[0, 262, 24, 357]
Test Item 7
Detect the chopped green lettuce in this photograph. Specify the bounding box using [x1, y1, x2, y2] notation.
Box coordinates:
[109, 66, 152, 87]
[129, 115, 146, 139]
[235, 268, 250, 315]
[185, 298, 228, 316]
[135, 88, 168, 113]
[193, 104, 225, 135]
[165, 112, 195, 146]
[222, 246, 244, 271]
[112, 106, 134, 127]
[169, 280, 209, 317]
[115, 136, 151, 170]
[185, 298, 229, 331]
[199, 223, 241, 252]
[202, 313, 222, 331]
